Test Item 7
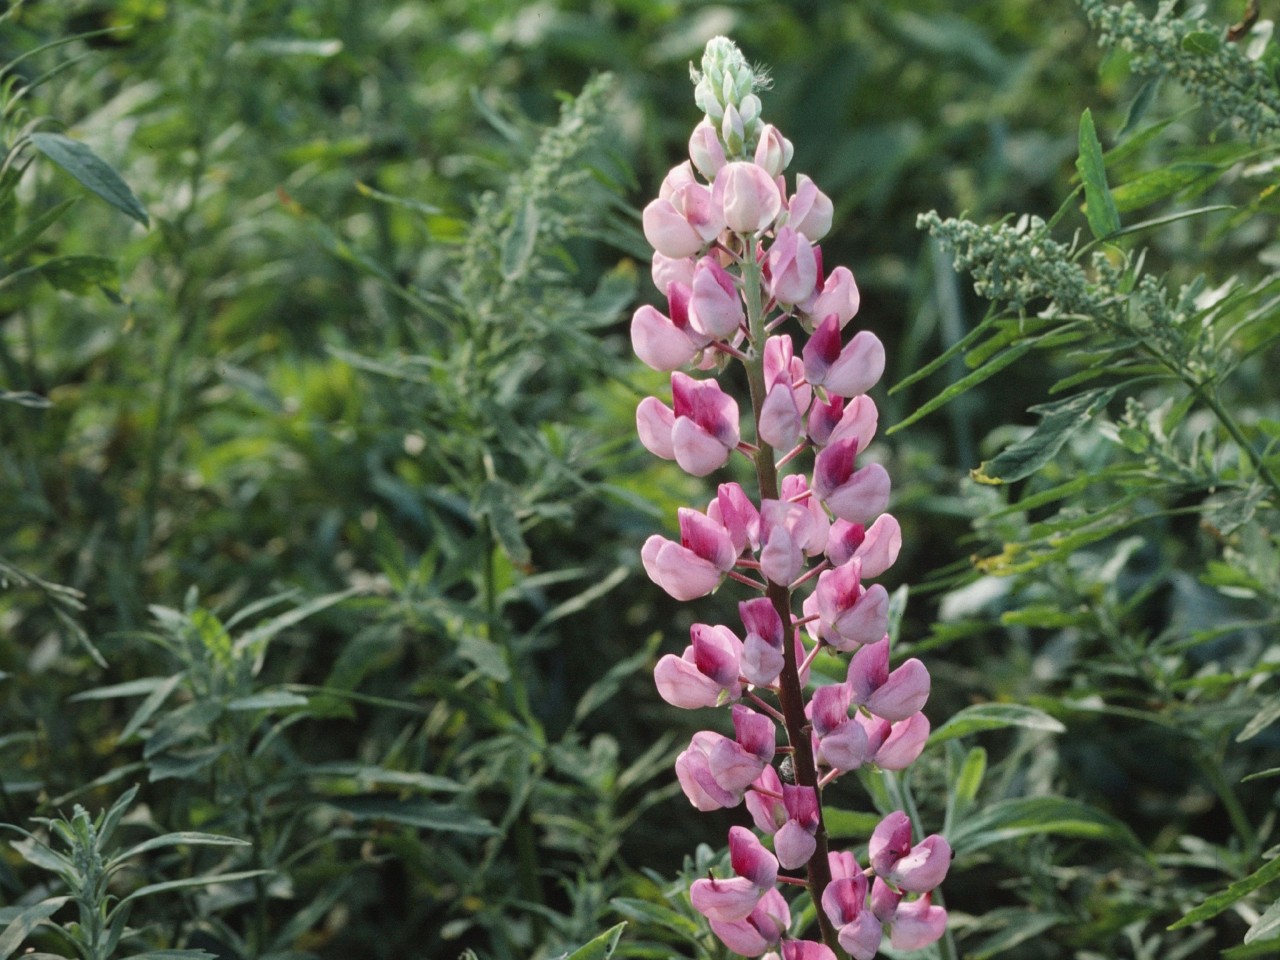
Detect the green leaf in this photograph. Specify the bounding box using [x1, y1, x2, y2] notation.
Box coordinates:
[1237, 696, 1280, 742]
[555, 923, 626, 960]
[1076, 109, 1120, 239]
[1111, 163, 1218, 212]
[457, 634, 511, 682]
[302, 762, 464, 793]
[323, 796, 498, 835]
[232, 587, 358, 659]
[113, 870, 271, 912]
[966, 910, 1065, 960]
[28, 133, 149, 226]
[930, 703, 1066, 745]
[0, 390, 51, 408]
[1246, 899, 1280, 945]
[888, 340, 1036, 434]
[226, 690, 309, 711]
[1169, 856, 1280, 930]
[113, 831, 250, 865]
[124, 952, 218, 960]
[147, 745, 227, 782]
[950, 796, 1141, 855]
[973, 387, 1117, 484]
[824, 807, 885, 841]
[610, 899, 700, 937]
[37, 255, 118, 296]
[0, 198, 76, 259]
[0, 897, 71, 960]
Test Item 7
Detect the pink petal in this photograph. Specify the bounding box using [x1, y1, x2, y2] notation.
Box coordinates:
[788, 173, 833, 242]
[642, 196, 707, 259]
[867, 658, 931, 722]
[803, 265, 860, 327]
[891, 835, 952, 893]
[631, 304, 700, 371]
[817, 721, 872, 772]
[758, 382, 803, 450]
[781, 940, 837, 960]
[823, 463, 892, 526]
[675, 733, 739, 810]
[821, 874, 869, 928]
[679, 507, 737, 570]
[714, 161, 783, 234]
[868, 811, 913, 877]
[654, 654, 724, 709]
[847, 637, 891, 706]
[775, 818, 817, 869]
[874, 713, 931, 770]
[729, 824, 779, 890]
[754, 125, 794, 178]
[888, 894, 947, 950]
[651, 253, 696, 293]
[837, 911, 884, 960]
[731, 703, 777, 762]
[690, 875, 764, 923]
[635, 397, 676, 461]
[823, 330, 885, 398]
[689, 255, 745, 339]
[691, 623, 744, 689]
[852, 513, 901, 578]
[767, 227, 818, 305]
[641, 536, 723, 601]
[830, 583, 890, 652]
[827, 394, 880, 451]
[689, 119, 727, 180]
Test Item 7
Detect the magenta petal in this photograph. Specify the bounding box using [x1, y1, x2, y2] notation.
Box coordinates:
[729, 824, 779, 890]
[827, 394, 879, 452]
[888, 895, 947, 951]
[691, 875, 764, 923]
[853, 514, 901, 578]
[847, 637, 891, 706]
[821, 874, 869, 927]
[711, 482, 761, 554]
[838, 911, 884, 960]
[672, 417, 732, 475]
[829, 849, 861, 882]
[631, 304, 699, 371]
[867, 658, 931, 722]
[781, 940, 837, 960]
[775, 818, 818, 869]
[874, 713, 931, 770]
[636, 397, 676, 461]
[812, 435, 860, 502]
[824, 463, 892, 526]
[691, 623, 744, 689]
[868, 811, 913, 877]
[830, 583, 890, 651]
[802, 313, 843, 385]
[654, 654, 723, 709]
[782, 784, 819, 830]
[758, 382, 803, 450]
[679, 507, 736, 571]
[892, 835, 953, 893]
[870, 876, 902, 923]
[732, 703, 777, 762]
[824, 330, 885, 398]
[809, 683, 852, 737]
[745, 766, 787, 834]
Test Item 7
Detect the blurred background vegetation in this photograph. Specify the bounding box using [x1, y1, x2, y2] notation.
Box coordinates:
[0, 1, 1277, 958]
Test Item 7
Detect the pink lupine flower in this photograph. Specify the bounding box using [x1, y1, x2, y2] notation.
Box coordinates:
[763, 335, 813, 410]
[759, 381, 804, 450]
[780, 939, 838, 960]
[739, 597, 785, 686]
[753, 124, 794, 177]
[821, 874, 883, 960]
[868, 811, 952, 893]
[812, 560, 890, 651]
[643, 164, 724, 259]
[827, 513, 901, 577]
[802, 315, 885, 399]
[802, 264, 860, 328]
[676, 731, 742, 810]
[640, 506, 736, 601]
[811, 436, 891, 524]
[774, 784, 819, 868]
[887, 892, 948, 950]
[847, 637, 930, 722]
[758, 500, 816, 586]
[714, 161, 784, 235]
[710, 887, 790, 956]
[780, 474, 831, 556]
[787, 174, 834, 242]
[807, 394, 845, 447]
[745, 763, 788, 834]
[825, 394, 879, 451]
[689, 118, 728, 180]
[691, 825, 779, 922]
[689, 255, 745, 339]
[631, 279, 709, 371]
[637, 373, 741, 476]
[767, 227, 818, 305]
[709, 482, 761, 555]
[869, 711, 930, 770]
[809, 682, 873, 772]
[654, 623, 745, 709]
[652, 252, 697, 294]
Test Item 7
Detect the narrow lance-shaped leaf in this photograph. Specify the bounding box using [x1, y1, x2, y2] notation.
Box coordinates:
[0, 897, 71, 960]
[972, 386, 1118, 484]
[1076, 109, 1121, 239]
[28, 132, 149, 226]
[1169, 855, 1280, 930]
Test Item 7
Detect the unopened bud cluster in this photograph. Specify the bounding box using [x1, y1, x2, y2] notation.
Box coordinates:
[635, 37, 950, 960]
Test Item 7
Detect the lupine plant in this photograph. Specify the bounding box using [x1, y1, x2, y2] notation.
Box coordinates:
[631, 38, 952, 960]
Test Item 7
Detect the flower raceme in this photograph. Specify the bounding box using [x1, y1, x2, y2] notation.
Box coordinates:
[634, 36, 950, 959]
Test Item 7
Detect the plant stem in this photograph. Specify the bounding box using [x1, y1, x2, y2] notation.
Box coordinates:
[741, 241, 843, 955]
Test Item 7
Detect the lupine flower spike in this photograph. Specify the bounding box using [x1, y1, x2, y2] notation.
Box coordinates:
[634, 37, 951, 957]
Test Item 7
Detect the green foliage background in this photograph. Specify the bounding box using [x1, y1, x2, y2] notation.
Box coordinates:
[0, 1, 1277, 959]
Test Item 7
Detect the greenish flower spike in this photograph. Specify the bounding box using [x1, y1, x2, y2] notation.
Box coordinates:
[691, 36, 769, 158]
[1078, 0, 1280, 138]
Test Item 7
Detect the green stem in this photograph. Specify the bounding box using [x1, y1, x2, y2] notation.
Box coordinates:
[740, 242, 843, 956]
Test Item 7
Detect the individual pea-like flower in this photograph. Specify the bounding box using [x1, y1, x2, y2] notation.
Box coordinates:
[654, 622, 745, 709]
[739, 597, 785, 686]
[847, 637, 930, 722]
[640, 506, 736, 601]
[758, 500, 820, 587]
[767, 226, 818, 305]
[689, 254, 746, 339]
[637, 371, 741, 476]
[868, 811, 952, 893]
[689, 118, 728, 180]
[811, 435, 891, 524]
[753, 124, 794, 178]
[642, 163, 724, 258]
[631, 279, 709, 371]
[710, 887, 791, 956]
[690, 824, 779, 921]
[871, 879, 948, 951]
[676, 706, 776, 811]
[786, 174, 833, 242]
[809, 559, 890, 651]
[714, 160, 784, 235]
[802, 315, 885, 399]
[820, 873, 883, 960]
[708, 481, 761, 555]
[825, 513, 900, 575]
[801, 263, 860, 328]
